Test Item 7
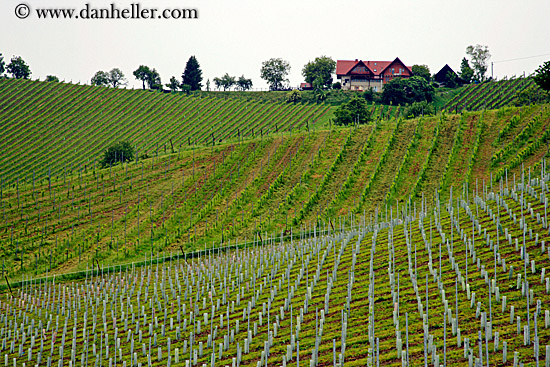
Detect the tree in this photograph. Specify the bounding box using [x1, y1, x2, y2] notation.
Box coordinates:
[165, 76, 180, 92]
[147, 68, 162, 90]
[381, 76, 434, 105]
[286, 90, 302, 103]
[7, 56, 31, 79]
[215, 73, 236, 91]
[533, 61, 550, 92]
[312, 78, 326, 101]
[381, 78, 408, 104]
[100, 141, 134, 168]
[182, 56, 203, 91]
[459, 58, 474, 84]
[466, 44, 491, 82]
[334, 96, 371, 125]
[260, 58, 290, 91]
[404, 76, 435, 102]
[302, 56, 336, 89]
[108, 68, 127, 88]
[91, 71, 109, 86]
[444, 71, 458, 88]
[134, 65, 162, 90]
[213, 77, 221, 90]
[404, 101, 435, 119]
[411, 64, 431, 82]
[206, 79, 211, 92]
[0, 53, 5, 76]
[45, 75, 59, 82]
[133, 65, 150, 89]
[236, 75, 253, 91]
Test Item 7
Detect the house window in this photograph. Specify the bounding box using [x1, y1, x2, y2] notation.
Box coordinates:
[392, 68, 395, 74]
[373, 69, 377, 72]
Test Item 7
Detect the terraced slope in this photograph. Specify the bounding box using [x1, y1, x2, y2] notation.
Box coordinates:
[0, 163, 549, 366]
[0, 78, 329, 186]
[444, 78, 536, 113]
[1, 101, 549, 280]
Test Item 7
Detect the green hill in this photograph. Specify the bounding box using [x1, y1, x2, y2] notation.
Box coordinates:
[0, 78, 330, 187]
[0, 78, 550, 366]
[444, 77, 536, 113]
[0, 78, 548, 279]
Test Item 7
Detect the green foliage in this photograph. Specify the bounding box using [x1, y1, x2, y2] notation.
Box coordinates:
[180, 84, 191, 95]
[165, 76, 180, 92]
[381, 76, 434, 105]
[6, 56, 31, 79]
[236, 75, 253, 91]
[332, 82, 341, 90]
[513, 85, 549, 106]
[411, 64, 431, 82]
[444, 71, 458, 88]
[133, 65, 161, 90]
[302, 55, 336, 89]
[91, 70, 109, 87]
[214, 73, 236, 91]
[533, 61, 550, 92]
[459, 57, 474, 84]
[404, 101, 435, 119]
[334, 96, 371, 125]
[312, 78, 327, 101]
[466, 44, 491, 82]
[360, 119, 401, 201]
[286, 90, 302, 104]
[100, 141, 134, 168]
[0, 53, 4, 75]
[362, 88, 375, 102]
[496, 114, 520, 142]
[260, 58, 290, 91]
[182, 56, 203, 91]
[107, 68, 127, 88]
[133, 65, 151, 90]
[45, 75, 59, 82]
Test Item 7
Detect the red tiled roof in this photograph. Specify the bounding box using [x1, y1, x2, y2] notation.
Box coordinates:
[337, 59, 412, 77]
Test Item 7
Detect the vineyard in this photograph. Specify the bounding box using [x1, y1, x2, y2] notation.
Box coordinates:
[1, 157, 550, 366]
[444, 78, 537, 113]
[0, 78, 550, 366]
[0, 78, 330, 186]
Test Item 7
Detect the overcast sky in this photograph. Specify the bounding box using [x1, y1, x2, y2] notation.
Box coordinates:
[1, 0, 549, 90]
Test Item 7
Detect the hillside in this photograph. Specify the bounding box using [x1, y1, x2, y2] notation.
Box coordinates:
[0, 78, 549, 279]
[0, 78, 330, 186]
[444, 78, 536, 113]
[0, 78, 550, 366]
[0, 160, 549, 366]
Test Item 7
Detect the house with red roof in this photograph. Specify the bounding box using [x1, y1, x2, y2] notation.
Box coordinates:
[336, 57, 413, 92]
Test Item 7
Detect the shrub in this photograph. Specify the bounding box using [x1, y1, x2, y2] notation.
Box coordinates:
[404, 101, 435, 119]
[286, 90, 302, 103]
[334, 96, 371, 125]
[100, 141, 134, 167]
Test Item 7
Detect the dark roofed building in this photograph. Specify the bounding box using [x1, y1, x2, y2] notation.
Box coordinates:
[434, 64, 463, 86]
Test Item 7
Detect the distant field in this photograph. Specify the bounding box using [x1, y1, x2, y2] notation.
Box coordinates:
[444, 78, 536, 113]
[0, 78, 329, 186]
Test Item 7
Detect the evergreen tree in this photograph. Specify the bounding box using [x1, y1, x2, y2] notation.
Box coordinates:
[459, 57, 474, 84]
[182, 56, 203, 91]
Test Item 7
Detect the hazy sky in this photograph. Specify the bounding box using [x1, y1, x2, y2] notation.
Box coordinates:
[1, 0, 550, 90]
